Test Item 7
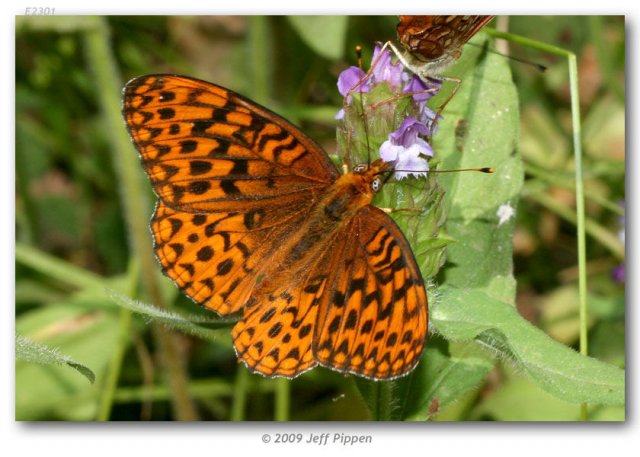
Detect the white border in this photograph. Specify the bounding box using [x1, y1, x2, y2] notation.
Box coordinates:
[6, 2, 634, 457]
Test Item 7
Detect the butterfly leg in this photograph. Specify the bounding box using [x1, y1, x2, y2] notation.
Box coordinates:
[379, 207, 423, 214]
[425, 75, 462, 139]
[385, 40, 462, 140]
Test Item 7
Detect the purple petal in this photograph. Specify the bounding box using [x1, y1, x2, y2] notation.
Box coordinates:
[403, 75, 436, 102]
[389, 116, 430, 147]
[371, 44, 404, 87]
[612, 264, 625, 283]
[417, 105, 438, 130]
[379, 140, 403, 163]
[414, 136, 434, 157]
[337, 66, 369, 97]
[379, 140, 431, 180]
[394, 144, 429, 180]
[372, 45, 389, 67]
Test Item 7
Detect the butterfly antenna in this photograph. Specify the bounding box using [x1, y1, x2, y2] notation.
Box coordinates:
[466, 41, 547, 72]
[427, 167, 494, 174]
[424, 167, 496, 173]
[356, 44, 364, 70]
[384, 166, 495, 177]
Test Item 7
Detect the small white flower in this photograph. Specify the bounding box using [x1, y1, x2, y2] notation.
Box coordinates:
[497, 203, 516, 226]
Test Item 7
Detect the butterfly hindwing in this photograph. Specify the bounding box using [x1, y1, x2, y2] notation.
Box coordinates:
[230, 218, 354, 377]
[314, 205, 428, 379]
[153, 200, 313, 314]
[230, 205, 428, 380]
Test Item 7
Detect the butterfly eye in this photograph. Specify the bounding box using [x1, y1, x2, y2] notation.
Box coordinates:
[371, 177, 382, 193]
[353, 164, 367, 173]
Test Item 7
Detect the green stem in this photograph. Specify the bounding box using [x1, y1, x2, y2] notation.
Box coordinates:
[113, 379, 236, 403]
[485, 29, 571, 57]
[15, 243, 106, 291]
[487, 28, 589, 420]
[274, 378, 290, 421]
[82, 17, 197, 420]
[247, 16, 271, 105]
[568, 52, 590, 422]
[371, 382, 392, 421]
[97, 259, 139, 420]
[230, 366, 249, 421]
[108, 377, 279, 407]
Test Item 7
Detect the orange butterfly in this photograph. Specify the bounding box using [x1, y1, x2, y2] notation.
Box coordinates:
[122, 74, 428, 380]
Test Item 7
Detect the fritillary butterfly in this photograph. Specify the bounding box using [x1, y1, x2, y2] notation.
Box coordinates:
[396, 15, 494, 78]
[387, 15, 493, 133]
[122, 74, 428, 380]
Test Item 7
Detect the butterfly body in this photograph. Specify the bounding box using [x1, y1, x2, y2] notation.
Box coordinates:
[123, 74, 427, 380]
[243, 159, 389, 304]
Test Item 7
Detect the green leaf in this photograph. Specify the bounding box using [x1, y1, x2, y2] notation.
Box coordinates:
[288, 16, 348, 60]
[391, 336, 494, 420]
[353, 336, 493, 421]
[16, 292, 122, 420]
[471, 374, 624, 421]
[434, 33, 523, 303]
[16, 335, 95, 384]
[433, 286, 625, 406]
[106, 289, 235, 341]
[472, 376, 585, 421]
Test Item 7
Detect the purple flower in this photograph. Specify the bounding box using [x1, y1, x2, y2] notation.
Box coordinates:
[335, 44, 405, 112]
[403, 75, 437, 102]
[335, 43, 441, 169]
[380, 143, 430, 180]
[612, 264, 624, 283]
[336, 66, 371, 119]
[403, 75, 440, 130]
[337, 66, 370, 97]
[379, 116, 433, 179]
[371, 44, 404, 87]
[388, 116, 430, 146]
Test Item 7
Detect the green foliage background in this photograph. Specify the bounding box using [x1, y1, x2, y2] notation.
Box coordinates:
[15, 16, 625, 421]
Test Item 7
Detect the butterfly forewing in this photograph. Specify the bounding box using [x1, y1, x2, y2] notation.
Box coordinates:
[123, 74, 339, 213]
[124, 74, 337, 315]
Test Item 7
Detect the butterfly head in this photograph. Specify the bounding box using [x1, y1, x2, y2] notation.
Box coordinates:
[351, 159, 392, 195]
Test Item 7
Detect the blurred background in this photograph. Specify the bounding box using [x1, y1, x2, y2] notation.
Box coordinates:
[15, 16, 624, 421]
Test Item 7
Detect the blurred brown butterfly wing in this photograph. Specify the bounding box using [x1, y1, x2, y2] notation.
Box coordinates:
[397, 15, 494, 77]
